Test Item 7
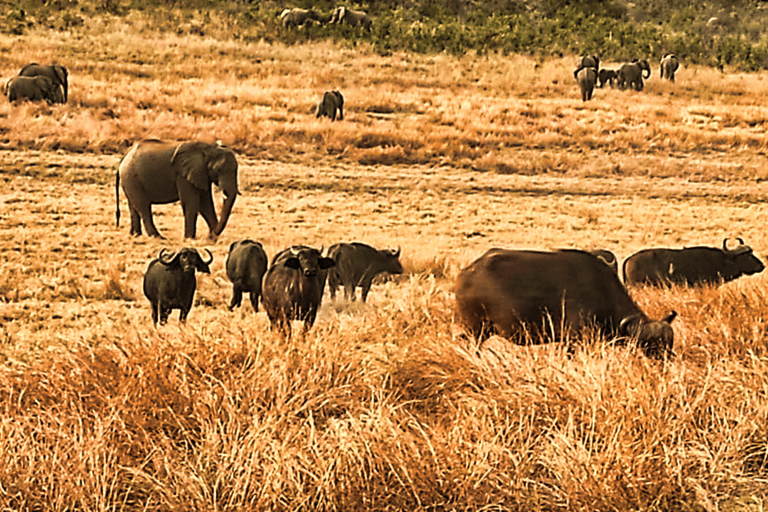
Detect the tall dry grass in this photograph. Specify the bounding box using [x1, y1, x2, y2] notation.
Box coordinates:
[2, 11, 768, 511]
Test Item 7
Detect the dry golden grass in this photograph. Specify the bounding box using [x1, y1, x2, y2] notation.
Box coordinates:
[2, 14, 768, 510]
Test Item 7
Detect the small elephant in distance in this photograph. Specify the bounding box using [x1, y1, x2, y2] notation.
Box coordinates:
[660, 54, 680, 82]
[617, 59, 651, 91]
[316, 90, 344, 121]
[5, 75, 63, 104]
[116, 139, 239, 239]
[330, 6, 373, 30]
[18, 63, 68, 103]
[597, 69, 617, 88]
[280, 8, 321, 28]
[574, 66, 597, 101]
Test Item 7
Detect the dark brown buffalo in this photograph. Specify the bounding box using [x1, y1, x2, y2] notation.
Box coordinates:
[225, 239, 268, 312]
[455, 249, 676, 358]
[262, 245, 335, 338]
[623, 238, 765, 286]
[143, 247, 212, 325]
[326, 242, 403, 302]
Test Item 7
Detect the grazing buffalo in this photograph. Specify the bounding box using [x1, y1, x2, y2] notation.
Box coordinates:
[262, 245, 336, 338]
[455, 249, 676, 359]
[143, 247, 212, 325]
[225, 239, 269, 312]
[623, 238, 765, 286]
[589, 249, 618, 274]
[327, 242, 403, 302]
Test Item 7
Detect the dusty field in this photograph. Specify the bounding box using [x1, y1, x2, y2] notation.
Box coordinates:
[2, 18, 768, 510]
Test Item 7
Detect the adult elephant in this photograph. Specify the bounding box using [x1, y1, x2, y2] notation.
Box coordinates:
[660, 54, 680, 82]
[18, 63, 68, 103]
[574, 66, 597, 101]
[330, 6, 372, 30]
[116, 139, 239, 239]
[617, 59, 651, 91]
[5, 75, 63, 103]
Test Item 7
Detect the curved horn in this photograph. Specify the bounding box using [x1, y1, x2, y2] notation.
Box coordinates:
[290, 246, 300, 256]
[200, 248, 213, 265]
[394, 246, 401, 258]
[158, 248, 177, 265]
[738, 237, 745, 245]
[619, 314, 642, 335]
[723, 238, 731, 251]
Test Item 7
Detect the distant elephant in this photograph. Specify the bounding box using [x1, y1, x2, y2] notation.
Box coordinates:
[330, 6, 372, 30]
[660, 54, 679, 82]
[577, 54, 600, 72]
[597, 68, 617, 88]
[5, 75, 62, 103]
[574, 67, 597, 101]
[18, 63, 68, 103]
[316, 90, 344, 121]
[617, 59, 651, 91]
[116, 139, 239, 239]
[280, 8, 321, 28]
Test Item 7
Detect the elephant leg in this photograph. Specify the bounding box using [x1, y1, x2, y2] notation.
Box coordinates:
[178, 181, 200, 239]
[198, 191, 219, 239]
[128, 205, 143, 236]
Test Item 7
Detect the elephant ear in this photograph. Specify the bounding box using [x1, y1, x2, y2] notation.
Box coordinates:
[171, 141, 210, 190]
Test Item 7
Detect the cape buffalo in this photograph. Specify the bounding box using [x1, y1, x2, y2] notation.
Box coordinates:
[225, 239, 269, 312]
[143, 247, 212, 325]
[262, 245, 336, 338]
[326, 242, 403, 302]
[623, 238, 765, 286]
[455, 249, 676, 359]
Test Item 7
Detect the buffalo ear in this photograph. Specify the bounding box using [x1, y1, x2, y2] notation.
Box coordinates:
[284, 257, 301, 269]
[319, 257, 336, 269]
[171, 142, 210, 190]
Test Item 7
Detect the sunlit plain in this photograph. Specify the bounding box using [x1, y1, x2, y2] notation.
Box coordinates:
[1, 15, 768, 510]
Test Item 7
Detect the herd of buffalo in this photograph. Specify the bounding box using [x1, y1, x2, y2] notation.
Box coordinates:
[142, 231, 763, 359]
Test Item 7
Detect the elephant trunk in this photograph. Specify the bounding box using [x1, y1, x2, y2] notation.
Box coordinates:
[213, 193, 237, 236]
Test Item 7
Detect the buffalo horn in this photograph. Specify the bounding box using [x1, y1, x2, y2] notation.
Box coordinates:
[289, 246, 300, 256]
[393, 246, 401, 257]
[158, 248, 177, 265]
[200, 248, 213, 265]
[619, 314, 642, 336]
[724, 237, 751, 255]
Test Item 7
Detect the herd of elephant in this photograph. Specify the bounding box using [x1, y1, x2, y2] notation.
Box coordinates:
[4, 63, 68, 104]
[280, 6, 373, 31]
[573, 53, 679, 101]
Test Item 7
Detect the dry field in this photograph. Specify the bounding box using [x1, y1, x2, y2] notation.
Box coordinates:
[2, 13, 768, 510]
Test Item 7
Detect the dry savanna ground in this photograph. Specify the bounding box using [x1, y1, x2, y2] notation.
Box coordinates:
[3, 13, 768, 510]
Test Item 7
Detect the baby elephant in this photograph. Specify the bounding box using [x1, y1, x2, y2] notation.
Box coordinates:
[143, 247, 212, 325]
[225, 239, 269, 312]
[316, 90, 344, 121]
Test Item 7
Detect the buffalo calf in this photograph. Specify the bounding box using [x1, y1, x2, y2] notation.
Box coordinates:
[262, 245, 336, 338]
[225, 239, 269, 312]
[623, 237, 765, 286]
[143, 247, 212, 325]
[455, 249, 676, 359]
[327, 242, 403, 302]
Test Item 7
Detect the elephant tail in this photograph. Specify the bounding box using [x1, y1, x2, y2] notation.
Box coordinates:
[115, 162, 121, 227]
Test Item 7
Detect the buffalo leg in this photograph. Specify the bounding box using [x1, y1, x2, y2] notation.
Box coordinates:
[248, 291, 259, 312]
[229, 285, 243, 310]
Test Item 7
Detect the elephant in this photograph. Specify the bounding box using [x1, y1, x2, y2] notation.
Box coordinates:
[577, 55, 600, 73]
[5, 75, 63, 104]
[574, 66, 597, 101]
[316, 90, 344, 121]
[660, 54, 679, 82]
[280, 8, 321, 28]
[18, 63, 68, 103]
[116, 139, 239, 239]
[330, 6, 372, 30]
[597, 68, 617, 88]
[617, 59, 651, 91]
